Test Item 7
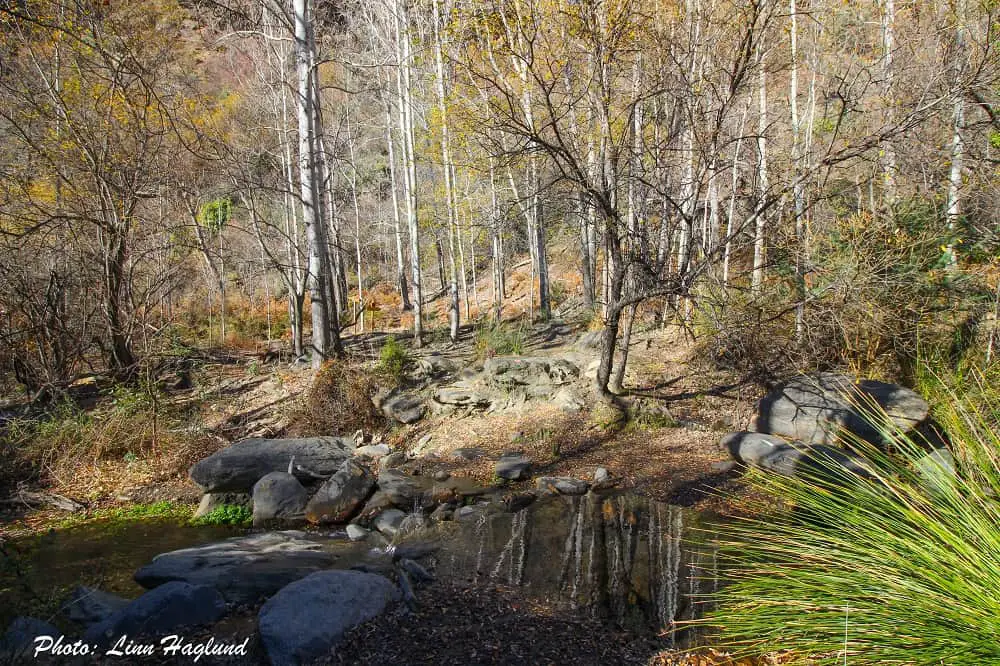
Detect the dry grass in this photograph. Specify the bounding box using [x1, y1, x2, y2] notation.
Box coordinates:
[286, 360, 389, 438]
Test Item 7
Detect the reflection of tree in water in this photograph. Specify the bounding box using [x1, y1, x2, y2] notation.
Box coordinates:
[435, 495, 714, 639]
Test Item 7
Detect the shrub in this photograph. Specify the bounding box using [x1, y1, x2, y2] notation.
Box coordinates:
[191, 503, 251, 526]
[474, 321, 526, 360]
[378, 336, 410, 380]
[707, 366, 1000, 663]
[288, 360, 386, 437]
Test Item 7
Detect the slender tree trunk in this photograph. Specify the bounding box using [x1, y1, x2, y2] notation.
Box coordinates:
[382, 92, 411, 310]
[751, 33, 769, 295]
[396, 0, 422, 345]
[293, 0, 329, 367]
[433, 0, 460, 341]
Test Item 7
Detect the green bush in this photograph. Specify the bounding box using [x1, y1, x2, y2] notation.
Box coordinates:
[378, 335, 410, 379]
[707, 366, 1000, 663]
[191, 503, 251, 526]
[474, 321, 526, 360]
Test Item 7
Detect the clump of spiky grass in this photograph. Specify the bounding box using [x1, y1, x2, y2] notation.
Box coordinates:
[706, 369, 1000, 664]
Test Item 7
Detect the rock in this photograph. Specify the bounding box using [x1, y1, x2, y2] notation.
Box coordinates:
[305, 459, 375, 524]
[193, 492, 251, 519]
[710, 460, 737, 474]
[0, 617, 60, 663]
[85, 582, 225, 647]
[434, 388, 492, 408]
[593, 467, 611, 484]
[429, 503, 454, 522]
[483, 357, 580, 396]
[496, 453, 532, 481]
[380, 392, 426, 425]
[455, 504, 487, 521]
[345, 524, 370, 541]
[190, 436, 355, 493]
[373, 509, 406, 537]
[375, 469, 428, 508]
[62, 586, 129, 627]
[258, 570, 399, 666]
[134, 531, 338, 604]
[354, 443, 391, 460]
[914, 448, 957, 493]
[501, 491, 537, 512]
[379, 452, 408, 470]
[723, 431, 875, 481]
[433, 470, 451, 482]
[535, 477, 590, 495]
[252, 472, 308, 528]
[754, 374, 929, 447]
[449, 447, 487, 462]
[412, 434, 435, 456]
[553, 387, 586, 412]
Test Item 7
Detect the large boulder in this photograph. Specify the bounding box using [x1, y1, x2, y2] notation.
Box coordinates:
[84, 582, 226, 647]
[62, 586, 130, 627]
[258, 571, 399, 666]
[754, 374, 929, 447]
[0, 617, 60, 663]
[305, 459, 375, 524]
[134, 531, 338, 604]
[723, 431, 875, 481]
[190, 436, 355, 493]
[496, 453, 532, 481]
[483, 357, 580, 396]
[433, 388, 492, 408]
[380, 391, 427, 424]
[253, 472, 309, 528]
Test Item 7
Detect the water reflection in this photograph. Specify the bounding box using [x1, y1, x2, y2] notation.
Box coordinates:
[429, 494, 717, 642]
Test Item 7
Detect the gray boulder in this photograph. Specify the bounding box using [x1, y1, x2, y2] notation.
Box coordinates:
[433, 388, 492, 408]
[84, 582, 225, 647]
[535, 476, 590, 495]
[193, 492, 251, 519]
[723, 431, 874, 481]
[754, 374, 929, 447]
[483, 357, 580, 396]
[375, 469, 429, 507]
[305, 459, 375, 524]
[496, 453, 532, 481]
[253, 472, 309, 528]
[373, 509, 407, 537]
[62, 586, 129, 627]
[914, 448, 957, 493]
[1, 617, 60, 663]
[379, 452, 408, 470]
[354, 443, 391, 460]
[258, 570, 399, 666]
[190, 436, 355, 493]
[380, 392, 427, 424]
[134, 531, 338, 604]
[345, 524, 370, 541]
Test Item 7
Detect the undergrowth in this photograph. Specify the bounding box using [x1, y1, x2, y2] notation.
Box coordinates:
[707, 363, 1000, 664]
[287, 360, 386, 437]
[191, 503, 251, 526]
[475, 321, 526, 359]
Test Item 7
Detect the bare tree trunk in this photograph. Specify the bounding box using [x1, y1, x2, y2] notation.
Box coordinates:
[881, 0, 898, 212]
[293, 0, 329, 367]
[944, 0, 967, 270]
[396, 0, 422, 345]
[789, 0, 806, 341]
[433, 0, 460, 341]
[382, 90, 411, 310]
[751, 32, 769, 295]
